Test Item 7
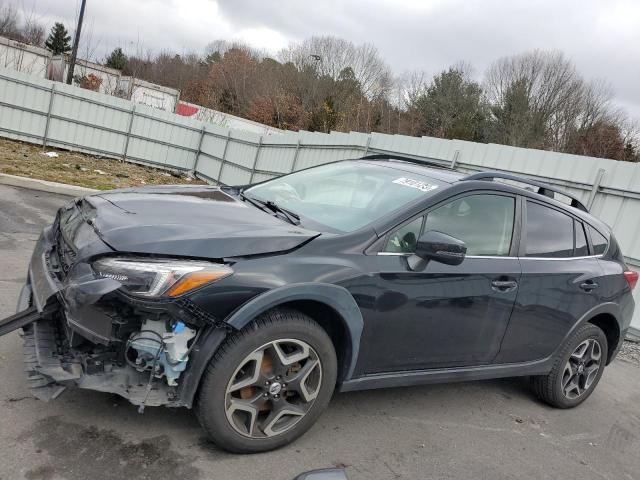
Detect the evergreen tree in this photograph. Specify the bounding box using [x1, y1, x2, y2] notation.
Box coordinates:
[414, 68, 488, 142]
[44, 22, 71, 54]
[105, 47, 127, 71]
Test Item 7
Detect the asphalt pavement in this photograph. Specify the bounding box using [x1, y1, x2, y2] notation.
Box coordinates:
[0, 184, 639, 480]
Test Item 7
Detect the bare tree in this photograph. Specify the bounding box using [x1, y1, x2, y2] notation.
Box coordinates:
[76, 17, 101, 62]
[394, 70, 428, 135]
[279, 36, 392, 99]
[485, 50, 610, 149]
[0, 2, 19, 39]
[20, 4, 46, 46]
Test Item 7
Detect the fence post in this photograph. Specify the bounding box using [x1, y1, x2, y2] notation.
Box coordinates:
[192, 125, 206, 175]
[122, 104, 136, 161]
[450, 150, 461, 169]
[42, 83, 56, 148]
[363, 135, 371, 156]
[587, 168, 606, 210]
[290, 139, 301, 173]
[217, 131, 232, 184]
[249, 135, 263, 184]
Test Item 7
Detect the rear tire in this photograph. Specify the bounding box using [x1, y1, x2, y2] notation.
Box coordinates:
[531, 323, 607, 408]
[195, 308, 337, 453]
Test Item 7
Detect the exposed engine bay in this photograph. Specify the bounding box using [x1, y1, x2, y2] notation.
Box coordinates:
[127, 319, 196, 388]
[7, 196, 233, 411]
[20, 291, 211, 411]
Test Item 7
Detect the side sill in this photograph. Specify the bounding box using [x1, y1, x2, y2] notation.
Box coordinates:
[339, 358, 554, 393]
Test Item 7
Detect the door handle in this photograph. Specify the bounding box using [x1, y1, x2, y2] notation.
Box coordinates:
[491, 280, 518, 292]
[580, 281, 599, 292]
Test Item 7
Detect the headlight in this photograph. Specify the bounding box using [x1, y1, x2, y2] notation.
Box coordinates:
[91, 257, 233, 298]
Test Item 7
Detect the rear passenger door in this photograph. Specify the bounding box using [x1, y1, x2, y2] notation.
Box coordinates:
[495, 199, 605, 364]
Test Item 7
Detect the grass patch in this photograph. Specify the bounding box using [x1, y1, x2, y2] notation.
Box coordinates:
[0, 138, 206, 190]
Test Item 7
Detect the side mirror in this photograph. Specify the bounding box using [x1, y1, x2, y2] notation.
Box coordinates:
[407, 230, 466, 270]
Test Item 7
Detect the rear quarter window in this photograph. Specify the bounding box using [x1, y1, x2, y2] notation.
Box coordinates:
[574, 221, 589, 257]
[588, 225, 609, 255]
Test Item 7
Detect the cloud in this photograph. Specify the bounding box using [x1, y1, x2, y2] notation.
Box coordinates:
[19, 0, 640, 119]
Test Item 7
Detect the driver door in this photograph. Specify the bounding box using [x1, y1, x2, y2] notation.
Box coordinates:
[355, 192, 522, 374]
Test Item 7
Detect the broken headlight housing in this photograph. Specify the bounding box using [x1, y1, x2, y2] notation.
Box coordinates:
[91, 257, 233, 298]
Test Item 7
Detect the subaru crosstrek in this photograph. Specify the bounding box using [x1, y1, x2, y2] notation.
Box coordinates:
[1, 155, 636, 453]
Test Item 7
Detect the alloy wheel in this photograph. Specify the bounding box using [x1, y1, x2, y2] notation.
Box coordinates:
[561, 339, 602, 400]
[225, 338, 323, 438]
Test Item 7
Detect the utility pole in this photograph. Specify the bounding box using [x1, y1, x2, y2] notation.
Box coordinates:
[309, 54, 322, 105]
[66, 0, 87, 85]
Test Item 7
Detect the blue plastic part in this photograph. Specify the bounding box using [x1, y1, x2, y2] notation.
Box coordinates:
[173, 321, 185, 334]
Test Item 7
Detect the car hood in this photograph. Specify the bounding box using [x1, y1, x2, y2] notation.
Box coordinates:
[84, 185, 319, 258]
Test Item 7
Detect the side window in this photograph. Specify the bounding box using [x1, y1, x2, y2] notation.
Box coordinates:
[588, 225, 608, 255]
[383, 194, 515, 256]
[525, 201, 574, 258]
[385, 216, 423, 253]
[422, 194, 515, 255]
[574, 221, 589, 256]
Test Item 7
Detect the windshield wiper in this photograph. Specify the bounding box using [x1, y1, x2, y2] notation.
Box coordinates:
[239, 193, 300, 226]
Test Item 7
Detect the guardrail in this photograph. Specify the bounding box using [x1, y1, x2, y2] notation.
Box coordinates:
[1, 67, 639, 335]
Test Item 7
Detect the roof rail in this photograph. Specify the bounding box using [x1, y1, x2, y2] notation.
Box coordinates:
[462, 171, 588, 212]
[359, 154, 453, 170]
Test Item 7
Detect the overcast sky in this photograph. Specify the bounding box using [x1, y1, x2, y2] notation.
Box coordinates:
[23, 0, 640, 120]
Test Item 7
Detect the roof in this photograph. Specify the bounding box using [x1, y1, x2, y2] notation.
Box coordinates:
[355, 156, 608, 231]
[357, 159, 465, 184]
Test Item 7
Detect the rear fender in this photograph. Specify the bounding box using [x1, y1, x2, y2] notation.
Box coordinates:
[555, 302, 624, 364]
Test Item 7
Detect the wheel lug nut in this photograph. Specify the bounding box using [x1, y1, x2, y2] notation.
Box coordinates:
[263, 393, 268, 397]
[265, 381, 270, 385]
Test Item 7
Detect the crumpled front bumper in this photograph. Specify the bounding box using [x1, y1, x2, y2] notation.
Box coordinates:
[27, 225, 61, 313]
[0, 226, 61, 337]
[7, 225, 120, 401]
[21, 224, 122, 346]
[9, 224, 228, 408]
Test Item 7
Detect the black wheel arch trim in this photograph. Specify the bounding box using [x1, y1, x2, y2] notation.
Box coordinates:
[561, 302, 624, 365]
[224, 282, 364, 382]
[176, 283, 364, 408]
[176, 326, 228, 408]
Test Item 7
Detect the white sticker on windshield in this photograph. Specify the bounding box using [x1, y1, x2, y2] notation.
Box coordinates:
[392, 177, 438, 193]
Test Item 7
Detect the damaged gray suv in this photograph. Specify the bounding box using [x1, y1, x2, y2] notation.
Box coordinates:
[1, 155, 636, 453]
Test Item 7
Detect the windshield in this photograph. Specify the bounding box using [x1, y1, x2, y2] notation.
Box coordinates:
[244, 161, 445, 233]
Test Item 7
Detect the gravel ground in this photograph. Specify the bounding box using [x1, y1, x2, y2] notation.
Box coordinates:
[0, 137, 205, 190]
[619, 340, 640, 366]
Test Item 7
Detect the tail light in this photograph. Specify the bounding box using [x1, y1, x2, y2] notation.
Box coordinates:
[624, 270, 639, 290]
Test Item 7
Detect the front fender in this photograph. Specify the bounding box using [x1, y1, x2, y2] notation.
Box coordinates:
[226, 282, 364, 381]
[177, 283, 363, 408]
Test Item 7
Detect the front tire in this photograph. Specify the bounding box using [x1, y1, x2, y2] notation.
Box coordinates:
[196, 308, 337, 453]
[531, 323, 608, 408]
